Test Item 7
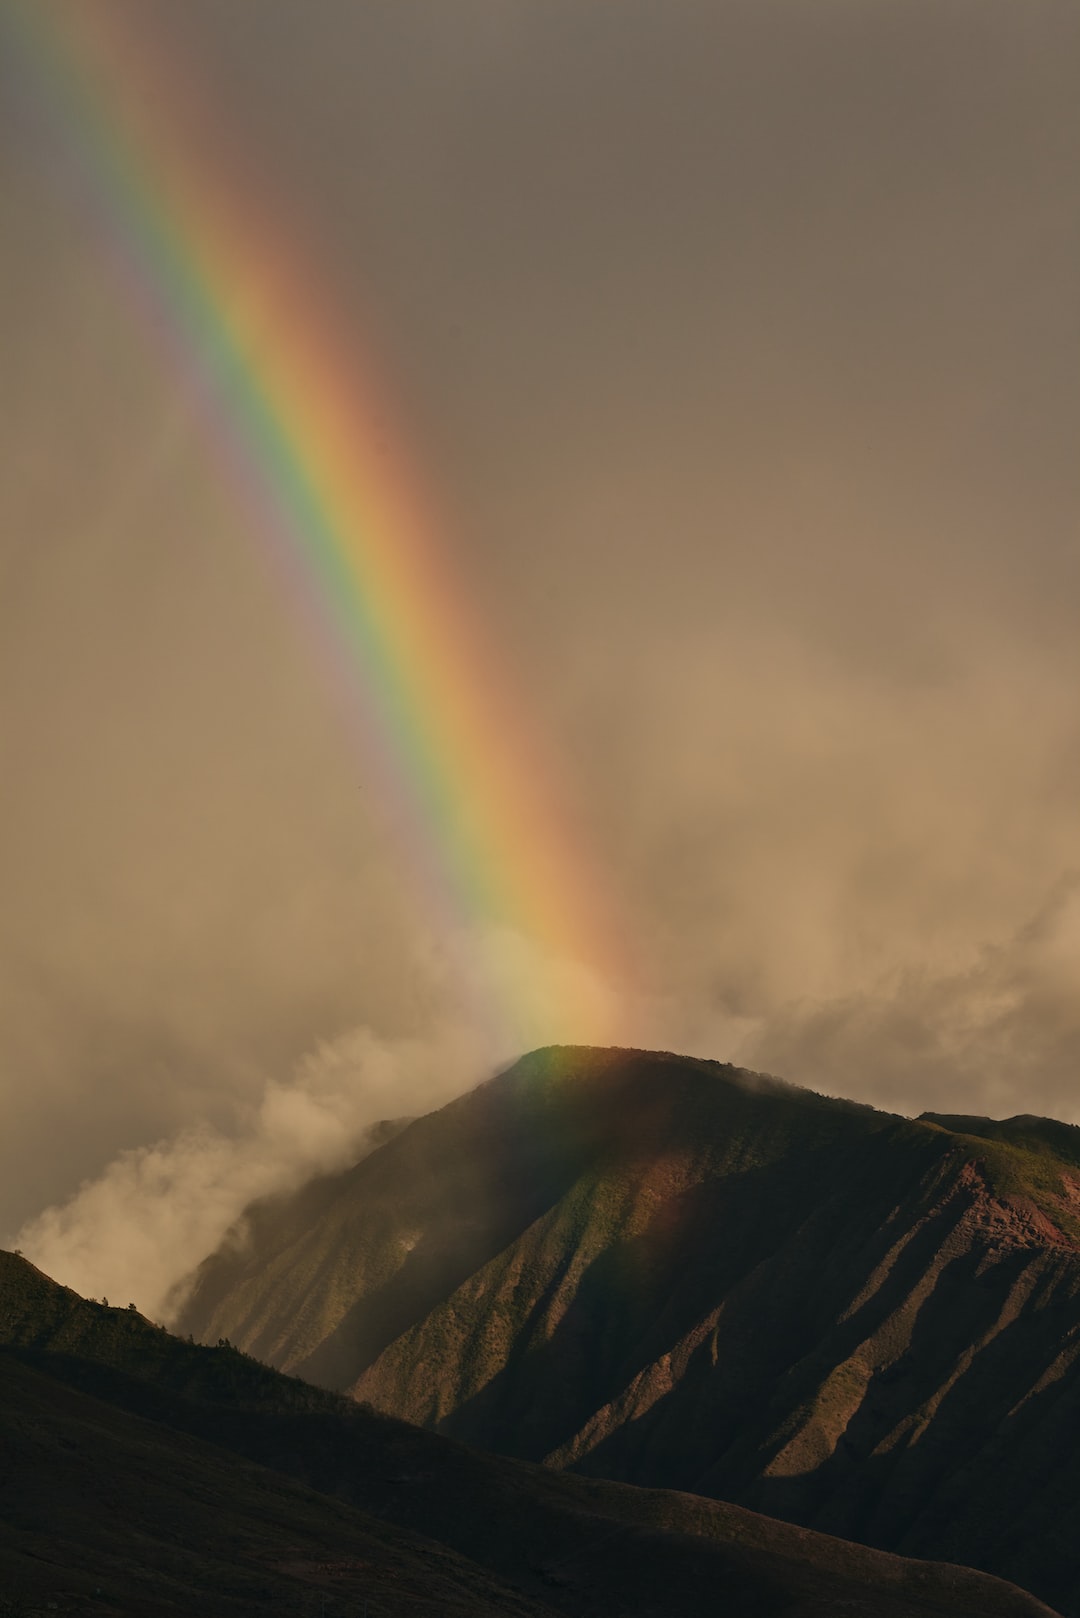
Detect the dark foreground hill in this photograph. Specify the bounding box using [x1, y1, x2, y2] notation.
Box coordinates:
[177, 1047, 1080, 1615]
[0, 1251, 1058, 1618]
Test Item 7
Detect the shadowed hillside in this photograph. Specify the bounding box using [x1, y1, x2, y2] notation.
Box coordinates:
[0, 1351, 546, 1618]
[176, 1047, 1080, 1615]
[0, 1250, 1059, 1618]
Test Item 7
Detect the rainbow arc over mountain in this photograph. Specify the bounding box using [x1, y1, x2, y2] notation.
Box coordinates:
[6, 1, 628, 1048]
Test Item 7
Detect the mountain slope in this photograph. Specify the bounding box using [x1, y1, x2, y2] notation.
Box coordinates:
[176, 1047, 1080, 1615]
[1, 1351, 549, 1618]
[0, 1250, 1059, 1618]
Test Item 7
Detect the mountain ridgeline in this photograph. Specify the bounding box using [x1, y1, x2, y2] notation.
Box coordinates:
[177, 1046, 1080, 1615]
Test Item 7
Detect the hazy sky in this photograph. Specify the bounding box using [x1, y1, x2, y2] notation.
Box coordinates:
[2, 0, 1079, 1313]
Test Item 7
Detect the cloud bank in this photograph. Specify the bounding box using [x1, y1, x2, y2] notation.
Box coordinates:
[4, 0, 1079, 1306]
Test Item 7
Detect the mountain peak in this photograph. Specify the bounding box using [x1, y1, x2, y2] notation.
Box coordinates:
[171, 1046, 1080, 1612]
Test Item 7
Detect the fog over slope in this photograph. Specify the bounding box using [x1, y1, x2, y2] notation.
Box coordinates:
[2, 1, 1078, 1310]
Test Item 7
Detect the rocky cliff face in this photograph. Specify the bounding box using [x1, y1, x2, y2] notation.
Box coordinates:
[176, 1047, 1080, 1614]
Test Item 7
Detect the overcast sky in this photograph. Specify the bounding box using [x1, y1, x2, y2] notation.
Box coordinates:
[2, 0, 1079, 1313]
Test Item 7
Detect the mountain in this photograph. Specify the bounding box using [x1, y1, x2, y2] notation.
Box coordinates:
[176, 1046, 1080, 1616]
[0, 1251, 1060, 1618]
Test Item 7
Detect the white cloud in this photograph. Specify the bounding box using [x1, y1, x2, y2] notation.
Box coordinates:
[13, 925, 632, 1319]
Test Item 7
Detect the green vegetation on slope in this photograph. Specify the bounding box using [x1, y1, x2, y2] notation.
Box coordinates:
[921, 1112, 1080, 1241]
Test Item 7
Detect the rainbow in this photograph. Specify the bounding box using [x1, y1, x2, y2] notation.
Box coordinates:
[4, 1, 628, 1047]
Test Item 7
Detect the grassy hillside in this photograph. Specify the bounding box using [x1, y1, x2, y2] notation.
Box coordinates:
[175, 1047, 1080, 1615]
[0, 1250, 1060, 1618]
